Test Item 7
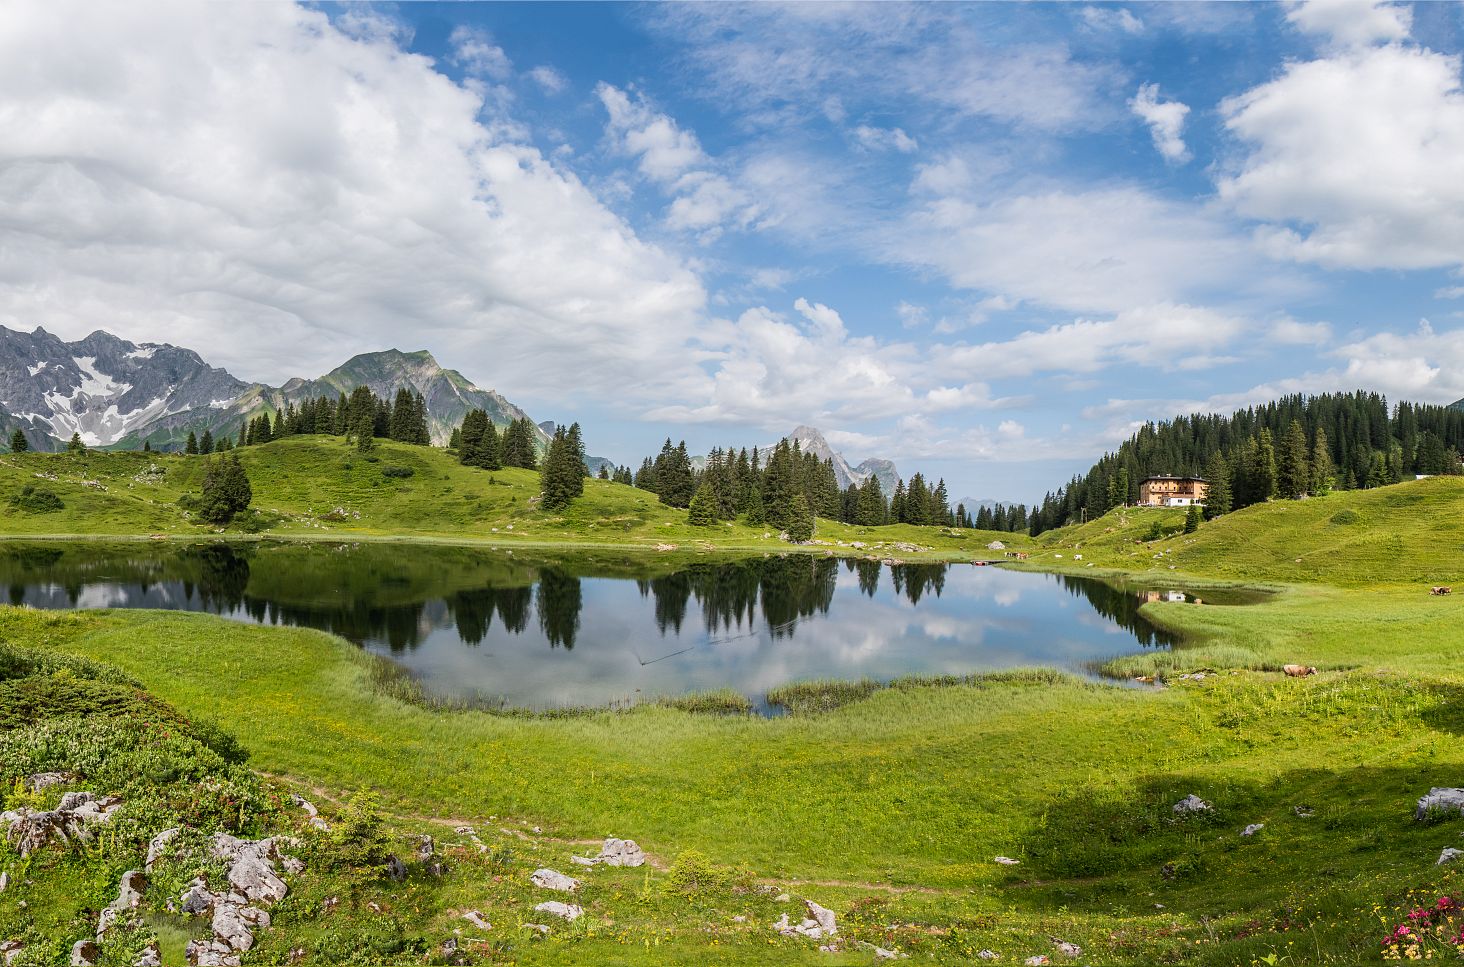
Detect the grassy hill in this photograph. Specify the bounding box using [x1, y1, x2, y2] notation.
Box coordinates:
[0, 437, 1019, 557]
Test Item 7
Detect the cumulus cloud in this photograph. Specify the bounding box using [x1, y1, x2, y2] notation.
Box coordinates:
[1079, 6, 1144, 34]
[1287, 0, 1411, 49]
[0, 1, 705, 403]
[1130, 83, 1190, 163]
[852, 125, 918, 153]
[1220, 43, 1464, 271]
[527, 65, 567, 94]
[450, 25, 512, 79]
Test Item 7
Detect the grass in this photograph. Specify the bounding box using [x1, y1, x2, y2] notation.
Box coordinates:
[0, 438, 1021, 560]
[11, 455, 1464, 961]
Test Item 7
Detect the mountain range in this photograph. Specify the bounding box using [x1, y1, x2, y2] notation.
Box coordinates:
[0, 326, 547, 453]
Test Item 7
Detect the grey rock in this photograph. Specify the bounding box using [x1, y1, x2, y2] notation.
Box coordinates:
[977, 952, 998, 962]
[185, 938, 241, 967]
[1439, 847, 1463, 865]
[70, 940, 98, 966]
[774, 900, 839, 940]
[181, 879, 216, 915]
[97, 868, 146, 936]
[530, 868, 581, 892]
[994, 856, 1020, 865]
[2, 941, 23, 967]
[0, 871, 7, 893]
[415, 834, 435, 861]
[1173, 794, 1212, 814]
[1023, 958, 1050, 967]
[386, 854, 407, 882]
[26, 772, 74, 791]
[228, 849, 288, 904]
[145, 827, 180, 872]
[1416, 788, 1464, 821]
[1053, 939, 1082, 959]
[596, 837, 646, 867]
[534, 900, 584, 922]
[463, 910, 492, 930]
[133, 943, 162, 967]
[1241, 824, 1264, 837]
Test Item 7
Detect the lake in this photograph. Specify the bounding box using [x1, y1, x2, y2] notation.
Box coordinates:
[0, 541, 1223, 711]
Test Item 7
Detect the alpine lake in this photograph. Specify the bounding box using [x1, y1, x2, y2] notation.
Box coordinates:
[0, 540, 1266, 713]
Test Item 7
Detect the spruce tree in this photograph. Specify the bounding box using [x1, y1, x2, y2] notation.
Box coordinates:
[1184, 503, 1201, 534]
[598, 465, 610, 480]
[1251, 428, 1277, 502]
[143, 440, 152, 453]
[539, 426, 575, 511]
[1277, 420, 1310, 499]
[786, 493, 815, 543]
[477, 421, 502, 470]
[687, 483, 717, 526]
[1310, 427, 1335, 493]
[1202, 453, 1232, 520]
[198, 455, 253, 524]
[68, 432, 84, 454]
[185, 431, 199, 455]
[743, 485, 766, 526]
[458, 410, 487, 465]
[9, 429, 27, 453]
[353, 410, 376, 453]
[200, 430, 214, 455]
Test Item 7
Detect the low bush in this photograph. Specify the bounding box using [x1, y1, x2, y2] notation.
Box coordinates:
[8, 485, 63, 513]
[381, 465, 414, 479]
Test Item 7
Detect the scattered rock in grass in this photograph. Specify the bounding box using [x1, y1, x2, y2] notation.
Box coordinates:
[994, 856, 1020, 865]
[1294, 805, 1315, 818]
[531, 868, 581, 892]
[1173, 794, 1212, 814]
[855, 940, 907, 960]
[1439, 847, 1463, 865]
[133, 942, 161, 967]
[185, 938, 240, 966]
[463, 910, 492, 930]
[775, 893, 791, 902]
[145, 827, 180, 872]
[70, 940, 98, 966]
[1, 792, 122, 856]
[535, 901, 584, 922]
[97, 869, 146, 936]
[416, 834, 435, 861]
[386, 854, 407, 882]
[976, 952, 998, 961]
[523, 923, 551, 935]
[733, 915, 747, 923]
[1416, 788, 1464, 821]
[572, 837, 646, 868]
[0, 872, 7, 893]
[290, 794, 329, 831]
[0, 942, 20, 967]
[1052, 939, 1082, 959]
[25, 772, 74, 791]
[1241, 824, 1264, 837]
[1023, 957, 1049, 966]
[774, 900, 839, 940]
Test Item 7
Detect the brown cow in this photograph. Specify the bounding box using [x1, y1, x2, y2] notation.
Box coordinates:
[1283, 664, 1317, 677]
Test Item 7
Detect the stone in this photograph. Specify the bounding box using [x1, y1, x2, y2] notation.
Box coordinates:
[185, 938, 242, 967]
[1173, 794, 1212, 814]
[227, 849, 288, 904]
[415, 834, 435, 861]
[1053, 939, 1082, 959]
[1294, 805, 1315, 818]
[994, 856, 1020, 865]
[1439, 847, 1463, 865]
[1, 793, 122, 857]
[181, 879, 215, 915]
[0, 871, 7, 893]
[463, 910, 492, 930]
[386, 854, 407, 882]
[977, 952, 998, 962]
[145, 828, 181, 872]
[290, 794, 329, 831]
[773, 900, 839, 940]
[804, 899, 837, 936]
[1416, 788, 1464, 821]
[523, 923, 551, 935]
[535, 900, 584, 922]
[530, 868, 581, 892]
[133, 943, 162, 967]
[775, 893, 791, 902]
[2, 941, 23, 967]
[70, 940, 98, 966]
[213, 900, 270, 952]
[1241, 824, 1264, 837]
[26, 772, 74, 791]
[597, 837, 646, 867]
[1023, 958, 1050, 967]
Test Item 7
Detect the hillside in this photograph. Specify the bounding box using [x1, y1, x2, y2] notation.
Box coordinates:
[1028, 475, 1464, 589]
[0, 437, 1011, 555]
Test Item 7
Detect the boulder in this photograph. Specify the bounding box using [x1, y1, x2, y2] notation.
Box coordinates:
[1416, 788, 1464, 821]
[227, 848, 288, 904]
[773, 900, 839, 940]
[26, 772, 74, 791]
[1172, 794, 1212, 814]
[70, 940, 98, 967]
[386, 854, 407, 882]
[977, 952, 998, 962]
[97, 869, 146, 936]
[1024, 958, 1050, 967]
[1053, 939, 1082, 959]
[2, 941, 24, 967]
[463, 910, 492, 930]
[1439, 847, 1463, 865]
[1, 793, 122, 856]
[145, 827, 180, 872]
[213, 900, 269, 952]
[597, 837, 646, 867]
[1241, 824, 1264, 837]
[181, 879, 216, 915]
[535, 900, 584, 922]
[185, 939, 241, 967]
[415, 834, 435, 861]
[530, 868, 581, 892]
[133, 943, 162, 967]
[290, 794, 329, 831]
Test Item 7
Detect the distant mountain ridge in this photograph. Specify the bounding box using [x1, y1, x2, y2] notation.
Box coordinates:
[0, 326, 548, 452]
[694, 425, 900, 494]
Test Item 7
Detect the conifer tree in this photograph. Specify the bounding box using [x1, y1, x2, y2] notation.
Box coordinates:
[1250, 428, 1277, 502]
[1310, 427, 1335, 494]
[198, 454, 253, 524]
[598, 465, 610, 480]
[68, 432, 84, 454]
[1277, 420, 1310, 499]
[353, 410, 376, 453]
[890, 479, 907, 524]
[200, 430, 214, 455]
[458, 410, 487, 465]
[477, 421, 501, 470]
[143, 440, 152, 453]
[1202, 452, 1232, 520]
[687, 483, 717, 526]
[743, 485, 766, 526]
[786, 493, 815, 543]
[185, 431, 199, 455]
[1184, 503, 1201, 534]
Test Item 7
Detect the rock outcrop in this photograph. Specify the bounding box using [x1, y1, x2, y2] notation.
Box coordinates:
[1416, 788, 1464, 820]
[530, 868, 581, 892]
[571, 837, 646, 868]
[0, 791, 122, 856]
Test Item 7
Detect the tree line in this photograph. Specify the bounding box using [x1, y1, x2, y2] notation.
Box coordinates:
[1027, 391, 1464, 536]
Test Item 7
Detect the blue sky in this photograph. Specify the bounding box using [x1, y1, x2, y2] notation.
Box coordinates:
[5, 2, 1464, 502]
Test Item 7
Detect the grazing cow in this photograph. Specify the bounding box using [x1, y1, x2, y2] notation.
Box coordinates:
[1431, 586, 1452, 596]
[1283, 664, 1317, 677]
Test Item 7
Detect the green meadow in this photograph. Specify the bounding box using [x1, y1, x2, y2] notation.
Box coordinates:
[5, 446, 1464, 964]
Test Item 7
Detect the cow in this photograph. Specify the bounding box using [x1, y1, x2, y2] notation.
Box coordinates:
[1283, 664, 1317, 677]
[1431, 586, 1452, 596]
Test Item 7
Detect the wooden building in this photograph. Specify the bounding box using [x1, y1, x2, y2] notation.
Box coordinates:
[1137, 475, 1208, 507]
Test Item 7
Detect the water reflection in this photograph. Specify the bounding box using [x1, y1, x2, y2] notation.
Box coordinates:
[0, 541, 1217, 710]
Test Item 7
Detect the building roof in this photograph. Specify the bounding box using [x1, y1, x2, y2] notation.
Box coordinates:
[1138, 474, 1209, 484]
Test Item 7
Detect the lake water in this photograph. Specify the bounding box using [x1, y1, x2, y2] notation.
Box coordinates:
[0, 541, 1228, 711]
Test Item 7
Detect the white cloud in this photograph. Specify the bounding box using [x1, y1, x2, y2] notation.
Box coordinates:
[527, 66, 567, 94]
[1268, 318, 1333, 345]
[1080, 6, 1144, 34]
[1220, 43, 1464, 270]
[939, 303, 1252, 379]
[449, 25, 512, 80]
[896, 301, 928, 329]
[1287, 0, 1411, 49]
[1129, 83, 1190, 163]
[852, 125, 918, 153]
[1437, 286, 1464, 300]
[0, 1, 705, 404]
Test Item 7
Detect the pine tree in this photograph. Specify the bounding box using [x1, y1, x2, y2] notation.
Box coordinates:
[597, 465, 610, 480]
[1251, 428, 1277, 502]
[200, 430, 214, 455]
[1184, 503, 1201, 534]
[1202, 453, 1232, 520]
[353, 409, 376, 453]
[197, 455, 253, 524]
[539, 426, 576, 511]
[143, 440, 152, 453]
[185, 431, 199, 455]
[786, 493, 815, 543]
[743, 485, 766, 526]
[458, 410, 487, 465]
[1310, 427, 1335, 494]
[687, 483, 717, 526]
[67, 432, 84, 454]
[8, 429, 27, 453]
[1277, 420, 1310, 499]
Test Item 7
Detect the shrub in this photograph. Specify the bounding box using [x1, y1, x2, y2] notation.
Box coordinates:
[8, 485, 63, 513]
[662, 849, 752, 894]
[1330, 509, 1362, 525]
[381, 465, 414, 479]
[325, 791, 393, 872]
